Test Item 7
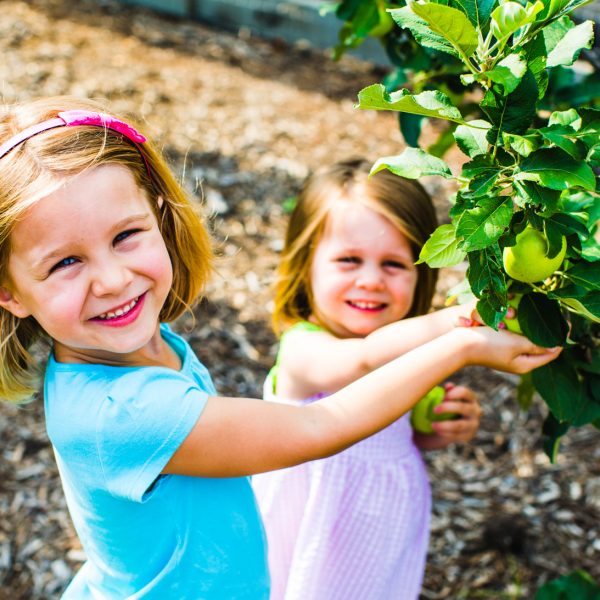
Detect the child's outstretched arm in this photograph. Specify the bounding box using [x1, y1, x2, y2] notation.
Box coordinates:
[280, 303, 475, 397]
[164, 327, 560, 478]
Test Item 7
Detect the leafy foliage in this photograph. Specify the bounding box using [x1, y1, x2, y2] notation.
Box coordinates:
[332, 0, 600, 459]
[534, 569, 600, 599]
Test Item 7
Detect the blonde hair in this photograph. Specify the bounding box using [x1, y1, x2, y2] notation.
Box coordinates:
[272, 158, 438, 335]
[0, 96, 213, 402]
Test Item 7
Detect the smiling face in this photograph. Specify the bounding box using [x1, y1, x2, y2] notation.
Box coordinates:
[0, 164, 173, 365]
[309, 201, 418, 338]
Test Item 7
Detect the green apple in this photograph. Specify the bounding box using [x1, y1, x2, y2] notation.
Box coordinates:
[410, 385, 457, 434]
[502, 226, 566, 283]
[504, 293, 523, 335]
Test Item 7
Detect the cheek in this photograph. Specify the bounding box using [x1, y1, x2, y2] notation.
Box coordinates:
[392, 273, 418, 304]
[140, 238, 173, 287]
[38, 289, 86, 329]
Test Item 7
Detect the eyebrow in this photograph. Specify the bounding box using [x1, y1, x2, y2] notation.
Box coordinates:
[34, 213, 152, 269]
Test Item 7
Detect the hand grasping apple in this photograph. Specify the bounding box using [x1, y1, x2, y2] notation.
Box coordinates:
[412, 383, 482, 450]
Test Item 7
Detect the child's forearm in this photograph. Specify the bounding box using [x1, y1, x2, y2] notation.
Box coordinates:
[362, 304, 471, 371]
[309, 328, 473, 457]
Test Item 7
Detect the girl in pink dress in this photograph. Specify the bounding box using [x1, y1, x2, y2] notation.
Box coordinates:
[252, 158, 485, 599]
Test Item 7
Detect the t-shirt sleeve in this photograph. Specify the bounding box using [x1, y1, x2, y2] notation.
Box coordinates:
[96, 369, 209, 502]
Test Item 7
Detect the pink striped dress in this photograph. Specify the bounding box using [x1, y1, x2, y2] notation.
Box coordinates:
[252, 343, 432, 600]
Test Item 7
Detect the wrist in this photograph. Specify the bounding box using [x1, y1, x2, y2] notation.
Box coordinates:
[444, 328, 480, 368]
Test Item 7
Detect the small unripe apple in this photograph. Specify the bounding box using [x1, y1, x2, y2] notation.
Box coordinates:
[504, 294, 523, 335]
[502, 226, 566, 283]
[410, 386, 457, 434]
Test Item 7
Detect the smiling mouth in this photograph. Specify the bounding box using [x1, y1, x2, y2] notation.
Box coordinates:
[95, 296, 141, 321]
[347, 300, 387, 311]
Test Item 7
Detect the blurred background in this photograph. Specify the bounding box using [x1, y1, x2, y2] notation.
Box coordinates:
[1, 1, 599, 598]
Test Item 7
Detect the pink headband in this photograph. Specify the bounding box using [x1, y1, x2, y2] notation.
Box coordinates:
[0, 109, 152, 178]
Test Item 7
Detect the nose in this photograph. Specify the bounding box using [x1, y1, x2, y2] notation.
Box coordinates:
[90, 256, 133, 297]
[355, 264, 384, 290]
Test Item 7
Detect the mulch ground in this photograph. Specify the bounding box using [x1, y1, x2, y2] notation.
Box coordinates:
[1, 1, 599, 598]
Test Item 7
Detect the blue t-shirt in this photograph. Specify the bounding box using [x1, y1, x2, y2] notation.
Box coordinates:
[44, 324, 269, 599]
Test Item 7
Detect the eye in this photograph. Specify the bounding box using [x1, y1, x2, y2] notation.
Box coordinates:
[383, 260, 408, 270]
[337, 256, 360, 265]
[49, 256, 78, 274]
[114, 229, 140, 245]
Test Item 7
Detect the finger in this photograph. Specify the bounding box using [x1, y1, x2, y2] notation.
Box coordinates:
[443, 385, 477, 403]
[443, 381, 455, 392]
[435, 401, 481, 420]
[514, 346, 562, 373]
[431, 421, 477, 439]
[506, 306, 516, 319]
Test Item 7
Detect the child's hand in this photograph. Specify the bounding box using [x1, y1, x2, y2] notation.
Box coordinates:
[413, 383, 481, 450]
[430, 383, 481, 443]
[459, 326, 562, 374]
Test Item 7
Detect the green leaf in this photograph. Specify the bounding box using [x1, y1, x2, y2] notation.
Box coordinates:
[481, 70, 538, 144]
[564, 261, 600, 291]
[516, 148, 597, 191]
[538, 125, 583, 159]
[547, 20, 595, 68]
[370, 148, 453, 179]
[542, 15, 576, 55]
[399, 113, 424, 147]
[451, 0, 496, 31]
[417, 223, 467, 267]
[477, 294, 507, 329]
[427, 123, 459, 158]
[548, 212, 590, 239]
[357, 84, 465, 123]
[503, 133, 541, 157]
[549, 108, 581, 130]
[523, 30, 549, 98]
[389, 7, 462, 58]
[550, 289, 600, 322]
[535, 569, 600, 600]
[513, 181, 561, 212]
[516, 371, 535, 410]
[532, 356, 596, 425]
[407, 0, 479, 59]
[539, 412, 569, 464]
[454, 119, 491, 157]
[518, 293, 569, 347]
[482, 53, 528, 94]
[457, 197, 513, 250]
[537, 0, 570, 21]
[541, 0, 597, 22]
[467, 246, 507, 305]
[467, 169, 502, 197]
[461, 154, 502, 179]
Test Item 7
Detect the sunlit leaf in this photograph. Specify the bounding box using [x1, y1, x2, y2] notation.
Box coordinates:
[407, 0, 479, 58]
[370, 147, 453, 179]
[357, 84, 465, 123]
[417, 223, 467, 267]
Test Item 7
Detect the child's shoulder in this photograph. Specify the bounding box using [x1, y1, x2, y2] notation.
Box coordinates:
[281, 320, 325, 340]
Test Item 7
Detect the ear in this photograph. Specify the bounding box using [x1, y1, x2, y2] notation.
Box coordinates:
[0, 286, 31, 318]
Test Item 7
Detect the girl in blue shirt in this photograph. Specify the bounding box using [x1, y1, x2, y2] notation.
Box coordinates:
[0, 96, 561, 599]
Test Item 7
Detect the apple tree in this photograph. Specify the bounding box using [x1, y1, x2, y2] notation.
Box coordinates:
[332, 0, 600, 462]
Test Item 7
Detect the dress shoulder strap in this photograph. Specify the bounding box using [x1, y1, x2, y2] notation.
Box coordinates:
[268, 321, 324, 394]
